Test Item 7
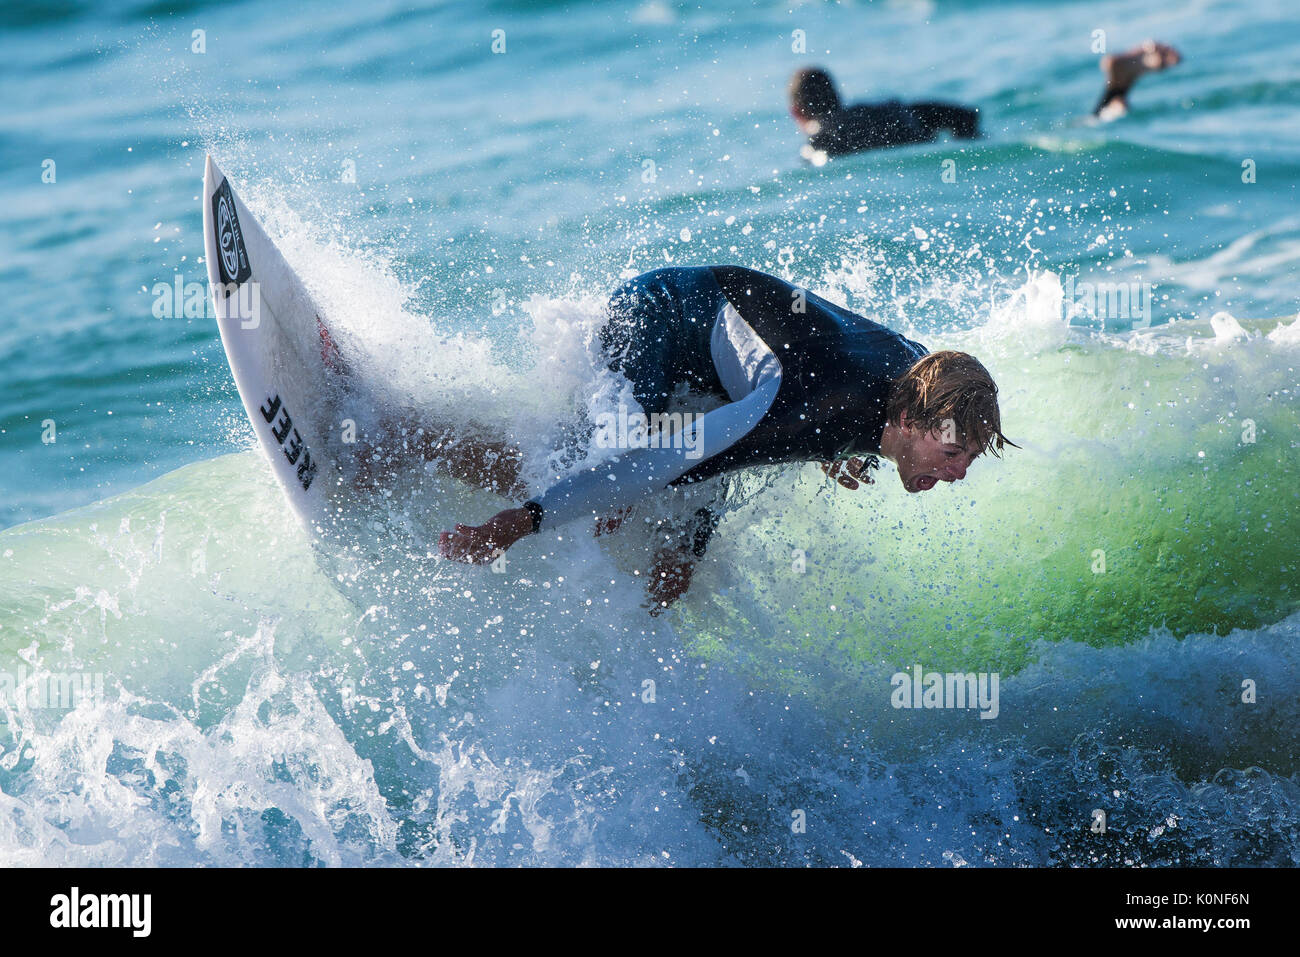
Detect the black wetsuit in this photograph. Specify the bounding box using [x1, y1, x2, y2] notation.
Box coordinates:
[807, 100, 979, 157]
[523, 266, 928, 549]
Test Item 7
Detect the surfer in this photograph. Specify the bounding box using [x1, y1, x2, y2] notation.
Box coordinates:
[788, 67, 980, 162]
[791, 39, 1182, 161]
[1093, 40, 1182, 120]
[398, 266, 1012, 612]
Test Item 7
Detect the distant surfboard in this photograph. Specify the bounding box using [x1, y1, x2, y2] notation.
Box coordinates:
[202, 155, 351, 531]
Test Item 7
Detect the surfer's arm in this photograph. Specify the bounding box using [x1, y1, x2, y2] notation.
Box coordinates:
[517, 306, 783, 535]
[439, 301, 781, 562]
[908, 102, 979, 140]
[515, 376, 778, 535]
[436, 380, 772, 563]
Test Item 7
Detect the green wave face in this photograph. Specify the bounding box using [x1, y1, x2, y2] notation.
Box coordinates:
[687, 322, 1300, 687]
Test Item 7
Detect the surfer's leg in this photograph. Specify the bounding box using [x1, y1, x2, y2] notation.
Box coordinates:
[589, 269, 729, 541]
[598, 266, 726, 403]
[646, 546, 696, 615]
[1094, 40, 1182, 119]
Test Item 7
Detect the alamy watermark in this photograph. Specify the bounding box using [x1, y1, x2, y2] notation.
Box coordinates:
[593, 405, 704, 459]
[890, 665, 1000, 719]
[50, 887, 150, 937]
[0, 669, 106, 710]
[152, 273, 261, 328]
[1061, 275, 1154, 328]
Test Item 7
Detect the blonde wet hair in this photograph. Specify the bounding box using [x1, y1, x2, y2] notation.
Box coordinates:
[886, 350, 1016, 456]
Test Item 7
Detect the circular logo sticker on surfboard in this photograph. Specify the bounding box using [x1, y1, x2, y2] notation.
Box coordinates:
[211, 179, 252, 288]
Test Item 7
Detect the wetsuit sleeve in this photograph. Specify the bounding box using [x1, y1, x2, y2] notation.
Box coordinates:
[524, 304, 782, 531]
[523, 376, 779, 530]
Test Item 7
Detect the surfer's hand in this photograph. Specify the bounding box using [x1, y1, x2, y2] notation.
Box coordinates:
[645, 547, 695, 615]
[820, 457, 871, 491]
[438, 507, 533, 564]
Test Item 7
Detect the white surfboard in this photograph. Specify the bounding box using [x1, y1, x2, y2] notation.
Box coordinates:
[202, 155, 351, 531]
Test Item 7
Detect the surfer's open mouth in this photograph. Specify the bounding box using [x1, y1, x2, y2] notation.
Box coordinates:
[914, 475, 938, 492]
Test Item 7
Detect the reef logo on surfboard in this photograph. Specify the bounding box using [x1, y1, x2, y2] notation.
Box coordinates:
[211, 179, 252, 289]
[259, 393, 318, 492]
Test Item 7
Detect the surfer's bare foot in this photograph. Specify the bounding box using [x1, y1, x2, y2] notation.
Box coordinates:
[645, 547, 695, 615]
[438, 506, 533, 563]
[1096, 40, 1182, 119]
[349, 419, 418, 492]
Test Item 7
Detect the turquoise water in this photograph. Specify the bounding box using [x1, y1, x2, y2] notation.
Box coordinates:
[1, 0, 1298, 865]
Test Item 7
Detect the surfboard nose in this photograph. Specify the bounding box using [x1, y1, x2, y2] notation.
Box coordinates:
[204, 153, 219, 191]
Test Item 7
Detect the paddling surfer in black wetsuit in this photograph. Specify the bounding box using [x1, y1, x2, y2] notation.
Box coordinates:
[789, 67, 979, 164]
[402, 266, 1012, 612]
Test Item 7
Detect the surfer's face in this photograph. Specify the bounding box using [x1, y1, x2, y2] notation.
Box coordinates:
[896, 421, 982, 493]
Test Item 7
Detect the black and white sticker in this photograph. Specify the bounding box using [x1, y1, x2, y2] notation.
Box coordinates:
[211, 179, 252, 289]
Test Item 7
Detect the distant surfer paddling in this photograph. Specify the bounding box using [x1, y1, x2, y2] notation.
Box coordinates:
[788, 67, 980, 164]
[367, 266, 1013, 612]
[791, 39, 1182, 161]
